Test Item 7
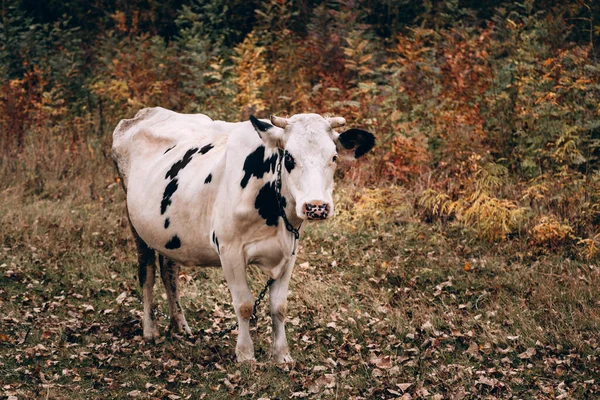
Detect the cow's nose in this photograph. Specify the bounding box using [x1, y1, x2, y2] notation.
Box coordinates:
[302, 201, 331, 220]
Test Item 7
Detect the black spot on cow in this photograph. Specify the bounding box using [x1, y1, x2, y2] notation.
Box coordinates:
[199, 144, 214, 155]
[249, 115, 274, 132]
[284, 150, 295, 173]
[165, 147, 199, 180]
[134, 231, 155, 288]
[241, 146, 278, 188]
[165, 235, 181, 249]
[204, 174, 212, 184]
[164, 218, 170, 229]
[164, 145, 176, 154]
[139, 264, 147, 287]
[212, 231, 220, 254]
[169, 274, 177, 296]
[161, 179, 178, 215]
[255, 181, 285, 226]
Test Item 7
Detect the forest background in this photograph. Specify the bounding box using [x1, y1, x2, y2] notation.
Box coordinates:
[1, 0, 600, 399]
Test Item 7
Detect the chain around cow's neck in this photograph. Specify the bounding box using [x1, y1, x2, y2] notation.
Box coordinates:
[275, 149, 302, 255]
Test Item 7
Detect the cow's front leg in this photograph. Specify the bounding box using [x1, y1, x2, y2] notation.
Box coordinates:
[221, 252, 256, 362]
[269, 258, 295, 363]
[159, 255, 192, 336]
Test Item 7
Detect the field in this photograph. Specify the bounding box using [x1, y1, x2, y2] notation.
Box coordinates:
[2, 1, 600, 398]
[1, 169, 599, 399]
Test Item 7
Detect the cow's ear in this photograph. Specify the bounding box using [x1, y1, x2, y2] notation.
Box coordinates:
[335, 129, 375, 160]
[250, 115, 285, 148]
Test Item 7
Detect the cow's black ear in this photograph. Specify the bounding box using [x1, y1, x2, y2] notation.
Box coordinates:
[250, 115, 284, 148]
[336, 129, 375, 159]
[250, 115, 274, 135]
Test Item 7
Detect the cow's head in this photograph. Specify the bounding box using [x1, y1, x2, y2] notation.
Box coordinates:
[250, 113, 374, 221]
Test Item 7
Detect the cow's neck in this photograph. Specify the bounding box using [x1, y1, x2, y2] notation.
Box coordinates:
[279, 176, 302, 231]
[275, 149, 302, 231]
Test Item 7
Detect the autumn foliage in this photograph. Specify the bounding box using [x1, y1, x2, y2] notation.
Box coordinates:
[1, 0, 600, 256]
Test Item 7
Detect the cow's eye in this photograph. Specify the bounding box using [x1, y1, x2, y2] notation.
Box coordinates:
[284, 151, 296, 172]
[332, 154, 338, 163]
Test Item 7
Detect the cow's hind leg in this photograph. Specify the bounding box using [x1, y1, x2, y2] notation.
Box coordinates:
[159, 255, 192, 336]
[133, 229, 160, 341]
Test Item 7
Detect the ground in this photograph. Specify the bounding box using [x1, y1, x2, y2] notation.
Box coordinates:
[1, 177, 599, 399]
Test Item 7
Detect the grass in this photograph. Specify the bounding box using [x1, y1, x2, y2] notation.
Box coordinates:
[1, 160, 599, 399]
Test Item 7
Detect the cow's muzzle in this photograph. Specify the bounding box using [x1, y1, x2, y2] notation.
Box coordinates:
[302, 201, 331, 220]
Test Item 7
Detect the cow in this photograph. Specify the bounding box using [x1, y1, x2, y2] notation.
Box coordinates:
[111, 107, 375, 363]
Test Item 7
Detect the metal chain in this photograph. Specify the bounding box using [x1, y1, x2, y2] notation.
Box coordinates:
[275, 150, 302, 255]
[211, 316, 239, 338]
[251, 277, 275, 322]
[153, 305, 169, 320]
[134, 297, 170, 320]
[209, 277, 275, 337]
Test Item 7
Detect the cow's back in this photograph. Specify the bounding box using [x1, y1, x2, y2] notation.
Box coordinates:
[112, 107, 214, 187]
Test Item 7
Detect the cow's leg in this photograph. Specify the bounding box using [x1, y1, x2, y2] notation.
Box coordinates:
[269, 258, 295, 363]
[132, 228, 159, 341]
[221, 252, 256, 362]
[159, 255, 192, 335]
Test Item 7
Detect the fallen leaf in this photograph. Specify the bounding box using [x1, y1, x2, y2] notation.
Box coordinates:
[518, 347, 536, 359]
[452, 388, 467, 400]
[477, 376, 497, 387]
[421, 321, 433, 331]
[82, 304, 95, 313]
[466, 342, 482, 360]
[322, 374, 336, 388]
[116, 292, 127, 304]
[290, 392, 309, 398]
[369, 354, 392, 369]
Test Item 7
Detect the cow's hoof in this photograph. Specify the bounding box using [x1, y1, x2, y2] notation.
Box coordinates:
[274, 353, 294, 364]
[143, 326, 160, 342]
[169, 319, 192, 336]
[236, 346, 256, 363]
[236, 341, 255, 363]
[181, 321, 192, 336]
[236, 354, 256, 363]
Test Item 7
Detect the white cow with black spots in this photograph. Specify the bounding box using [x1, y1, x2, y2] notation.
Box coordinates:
[112, 107, 375, 363]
